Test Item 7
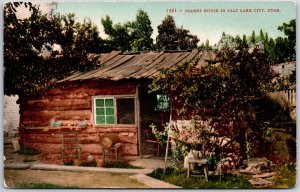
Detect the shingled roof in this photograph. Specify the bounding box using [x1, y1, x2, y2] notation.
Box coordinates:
[59, 50, 215, 82]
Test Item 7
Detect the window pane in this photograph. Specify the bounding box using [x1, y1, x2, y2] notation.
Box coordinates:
[156, 94, 169, 110]
[96, 108, 105, 115]
[105, 99, 114, 107]
[106, 107, 114, 115]
[106, 116, 115, 124]
[96, 99, 104, 107]
[117, 98, 135, 124]
[96, 116, 105, 124]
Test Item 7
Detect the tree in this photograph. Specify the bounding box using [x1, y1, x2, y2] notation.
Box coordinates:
[130, 9, 154, 51]
[278, 19, 296, 60]
[216, 32, 235, 49]
[101, 10, 153, 52]
[250, 30, 256, 44]
[199, 39, 212, 51]
[150, 46, 279, 163]
[101, 15, 133, 52]
[4, 3, 101, 96]
[156, 15, 199, 50]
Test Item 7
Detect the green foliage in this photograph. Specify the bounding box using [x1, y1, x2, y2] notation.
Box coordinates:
[4, 3, 102, 96]
[14, 183, 79, 189]
[63, 161, 74, 166]
[80, 161, 97, 167]
[216, 19, 296, 64]
[278, 19, 296, 59]
[274, 163, 296, 188]
[17, 146, 40, 156]
[101, 9, 153, 52]
[156, 15, 199, 50]
[150, 46, 278, 162]
[148, 168, 252, 188]
[130, 9, 154, 51]
[149, 123, 168, 145]
[199, 39, 212, 51]
[105, 162, 142, 169]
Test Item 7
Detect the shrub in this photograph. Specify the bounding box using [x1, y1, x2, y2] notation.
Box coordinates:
[148, 168, 252, 189]
[274, 163, 296, 188]
[17, 146, 40, 156]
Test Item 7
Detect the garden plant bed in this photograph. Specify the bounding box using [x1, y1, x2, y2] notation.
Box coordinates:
[64, 161, 142, 169]
[147, 168, 252, 189]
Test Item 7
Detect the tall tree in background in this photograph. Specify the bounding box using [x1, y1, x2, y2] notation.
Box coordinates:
[101, 10, 153, 52]
[101, 15, 133, 52]
[156, 15, 199, 50]
[4, 3, 102, 96]
[277, 19, 296, 60]
[249, 30, 256, 44]
[130, 9, 154, 51]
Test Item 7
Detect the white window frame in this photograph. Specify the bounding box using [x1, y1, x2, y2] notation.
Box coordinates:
[92, 95, 136, 126]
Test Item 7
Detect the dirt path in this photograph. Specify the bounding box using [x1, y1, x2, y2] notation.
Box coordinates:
[4, 169, 148, 188]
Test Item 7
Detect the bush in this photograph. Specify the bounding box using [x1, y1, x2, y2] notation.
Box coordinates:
[80, 161, 97, 167]
[17, 146, 40, 156]
[274, 163, 296, 188]
[148, 168, 252, 189]
[286, 138, 296, 161]
[105, 162, 142, 169]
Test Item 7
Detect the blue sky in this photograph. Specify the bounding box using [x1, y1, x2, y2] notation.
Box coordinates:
[55, 1, 295, 45]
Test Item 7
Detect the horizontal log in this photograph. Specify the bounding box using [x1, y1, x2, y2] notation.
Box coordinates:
[20, 127, 92, 135]
[22, 110, 91, 121]
[118, 134, 137, 144]
[80, 144, 102, 154]
[96, 127, 138, 133]
[21, 99, 92, 111]
[122, 144, 138, 155]
[43, 86, 136, 99]
[24, 142, 138, 159]
[21, 121, 50, 127]
[21, 131, 137, 145]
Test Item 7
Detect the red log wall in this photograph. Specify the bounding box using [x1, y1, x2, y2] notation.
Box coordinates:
[19, 80, 138, 164]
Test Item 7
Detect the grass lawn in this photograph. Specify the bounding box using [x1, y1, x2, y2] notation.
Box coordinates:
[148, 168, 252, 189]
[12, 183, 79, 189]
[273, 163, 296, 188]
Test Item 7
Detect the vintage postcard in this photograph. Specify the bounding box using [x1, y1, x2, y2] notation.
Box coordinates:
[3, 0, 296, 189]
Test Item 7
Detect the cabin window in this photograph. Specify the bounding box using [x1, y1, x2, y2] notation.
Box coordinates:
[156, 94, 170, 111]
[93, 97, 135, 125]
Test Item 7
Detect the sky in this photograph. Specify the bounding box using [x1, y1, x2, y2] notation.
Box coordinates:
[54, 0, 296, 45]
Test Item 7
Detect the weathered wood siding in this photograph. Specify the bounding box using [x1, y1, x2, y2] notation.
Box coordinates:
[19, 80, 139, 163]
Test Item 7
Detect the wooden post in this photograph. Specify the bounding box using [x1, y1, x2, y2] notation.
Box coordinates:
[136, 85, 141, 158]
[163, 94, 172, 174]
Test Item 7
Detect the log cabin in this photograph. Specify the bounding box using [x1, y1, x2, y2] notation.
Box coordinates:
[18, 50, 215, 164]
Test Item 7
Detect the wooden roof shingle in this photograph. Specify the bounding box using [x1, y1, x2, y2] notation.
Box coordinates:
[59, 50, 215, 82]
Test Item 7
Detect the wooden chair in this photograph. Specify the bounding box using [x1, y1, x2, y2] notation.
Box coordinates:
[143, 129, 161, 156]
[99, 133, 123, 163]
[62, 131, 81, 163]
[102, 143, 123, 163]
